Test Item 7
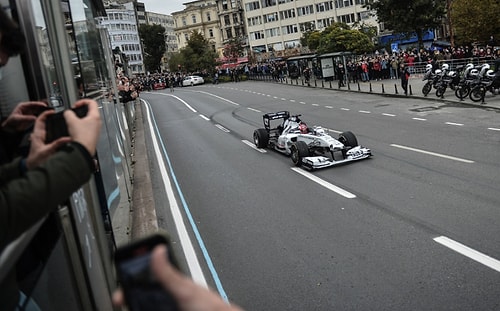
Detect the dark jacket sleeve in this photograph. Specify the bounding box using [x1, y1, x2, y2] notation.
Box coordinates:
[0, 142, 94, 251]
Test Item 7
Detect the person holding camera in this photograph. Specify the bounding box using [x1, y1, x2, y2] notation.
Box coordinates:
[113, 244, 245, 311]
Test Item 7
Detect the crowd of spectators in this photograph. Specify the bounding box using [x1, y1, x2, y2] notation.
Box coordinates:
[246, 44, 500, 84]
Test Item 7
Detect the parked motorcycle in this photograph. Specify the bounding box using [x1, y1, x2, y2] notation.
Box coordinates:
[422, 64, 438, 96]
[469, 68, 500, 103]
[434, 63, 461, 98]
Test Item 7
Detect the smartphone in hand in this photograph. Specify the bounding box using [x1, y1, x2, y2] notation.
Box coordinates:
[114, 233, 180, 311]
[45, 105, 88, 142]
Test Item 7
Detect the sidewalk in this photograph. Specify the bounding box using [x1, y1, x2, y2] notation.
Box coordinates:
[274, 75, 500, 110]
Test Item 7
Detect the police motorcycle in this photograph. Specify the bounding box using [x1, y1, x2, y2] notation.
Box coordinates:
[434, 63, 461, 98]
[422, 64, 439, 96]
[468, 64, 500, 103]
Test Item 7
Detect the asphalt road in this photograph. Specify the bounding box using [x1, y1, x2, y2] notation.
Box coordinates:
[139, 81, 500, 311]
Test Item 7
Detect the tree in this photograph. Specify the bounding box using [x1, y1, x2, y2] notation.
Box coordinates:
[169, 31, 218, 73]
[364, 0, 445, 48]
[301, 30, 322, 51]
[450, 0, 500, 46]
[222, 37, 245, 62]
[138, 24, 166, 73]
[304, 23, 373, 54]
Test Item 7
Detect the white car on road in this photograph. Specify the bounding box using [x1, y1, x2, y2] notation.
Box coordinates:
[182, 75, 205, 86]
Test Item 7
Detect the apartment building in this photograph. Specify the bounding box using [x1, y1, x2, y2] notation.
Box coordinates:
[243, 0, 378, 58]
[215, 0, 247, 45]
[98, 2, 144, 73]
[172, 0, 222, 53]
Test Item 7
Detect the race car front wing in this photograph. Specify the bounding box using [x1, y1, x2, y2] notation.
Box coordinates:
[301, 146, 372, 169]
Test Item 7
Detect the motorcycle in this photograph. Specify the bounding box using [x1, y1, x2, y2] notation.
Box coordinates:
[434, 63, 462, 98]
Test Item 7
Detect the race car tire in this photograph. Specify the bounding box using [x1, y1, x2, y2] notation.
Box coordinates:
[338, 131, 358, 147]
[253, 128, 269, 148]
[291, 141, 309, 166]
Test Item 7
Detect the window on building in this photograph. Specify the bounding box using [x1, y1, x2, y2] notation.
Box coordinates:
[182, 16, 186, 26]
[261, 0, 276, 8]
[206, 12, 211, 21]
[265, 27, 280, 37]
[299, 21, 315, 32]
[245, 1, 260, 11]
[233, 13, 239, 24]
[226, 28, 233, 39]
[264, 12, 278, 23]
[209, 28, 214, 37]
[316, 1, 334, 12]
[222, 0, 228, 10]
[282, 24, 298, 35]
[280, 9, 296, 20]
[250, 31, 265, 40]
[192, 14, 197, 24]
[297, 5, 314, 16]
[224, 15, 231, 25]
[317, 18, 333, 29]
[248, 16, 262, 26]
[339, 13, 356, 23]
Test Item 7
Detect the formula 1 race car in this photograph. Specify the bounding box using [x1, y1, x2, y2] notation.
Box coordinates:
[253, 111, 372, 169]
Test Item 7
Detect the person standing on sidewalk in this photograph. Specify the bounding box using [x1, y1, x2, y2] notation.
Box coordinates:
[399, 63, 410, 95]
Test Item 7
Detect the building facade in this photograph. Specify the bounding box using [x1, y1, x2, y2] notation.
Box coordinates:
[242, 0, 379, 58]
[172, 0, 222, 54]
[98, 2, 144, 73]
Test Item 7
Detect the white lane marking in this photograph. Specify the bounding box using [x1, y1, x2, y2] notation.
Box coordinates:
[266, 94, 271, 97]
[434, 236, 500, 273]
[247, 107, 261, 113]
[325, 106, 333, 109]
[215, 124, 230, 133]
[199, 114, 210, 121]
[290, 99, 296, 102]
[312, 103, 319, 106]
[382, 113, 396, 117]
[291, 168, 356, 199]
[446, 122, 464, 126]
[242, 140, 267, 153]
[281, 98, 286, 100]
[156, 94, 197, 112]
[300, 101, 306, 105]
[341, 108, 350, 111]
[359, 110, 371, 114]
[391, 144, 475, 163]
[273, 96, 278, 99]
[488, 127, 500, 131]
[197, 91, 239, 106]
[143, 102, 207, 286]
[413, 117, 427, 121]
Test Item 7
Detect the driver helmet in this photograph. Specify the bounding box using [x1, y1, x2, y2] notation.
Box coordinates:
[299, 123, 309, 134]
[486, 70, 495, 78]
[425, 64, 433, 71]
[434, 69, 442, 75]
[441, 63, 449, 71]
[315, 127, 325, 135]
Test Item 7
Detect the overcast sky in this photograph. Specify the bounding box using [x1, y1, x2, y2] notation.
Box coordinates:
[141, 0, 186, 15]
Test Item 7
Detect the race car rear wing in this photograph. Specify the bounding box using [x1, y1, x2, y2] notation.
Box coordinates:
[263, 111, 290, 130]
